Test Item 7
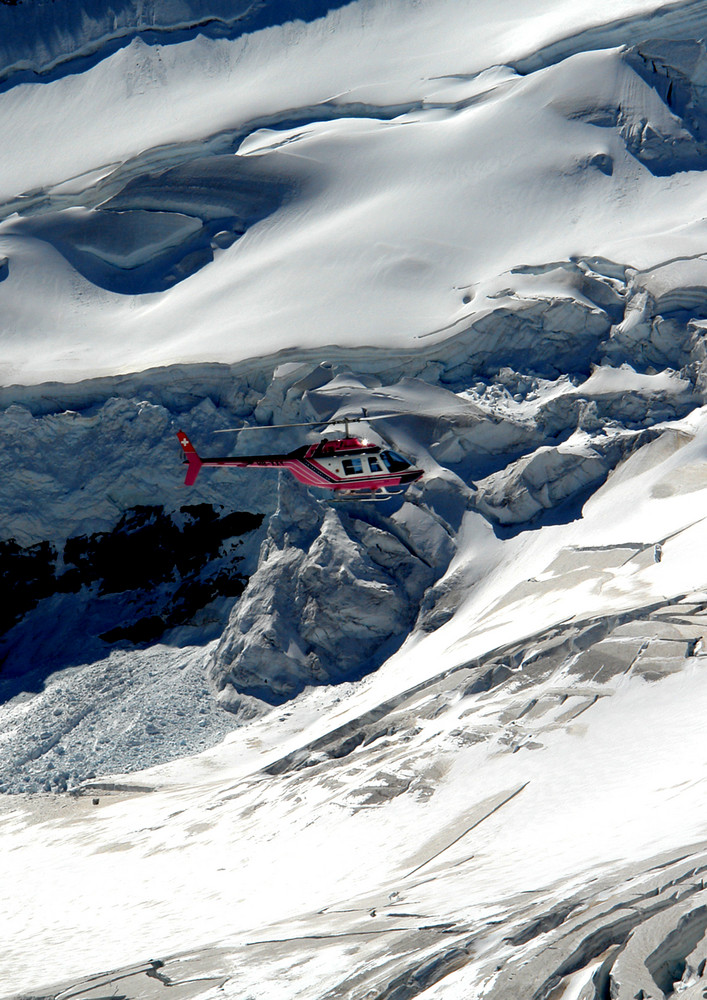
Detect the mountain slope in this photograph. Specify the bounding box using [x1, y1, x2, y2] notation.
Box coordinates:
[3, 2, 707, 999]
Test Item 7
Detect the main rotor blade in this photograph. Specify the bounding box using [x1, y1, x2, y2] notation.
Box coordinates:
[213, 411, 407, 433]
[356, 412, 404, 422]
[214, 418, 327, 433]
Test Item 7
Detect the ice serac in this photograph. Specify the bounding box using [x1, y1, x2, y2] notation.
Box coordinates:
[210, 475, 454, 708]
[623, 38, 707, 175]
[603, 257, 707, 373]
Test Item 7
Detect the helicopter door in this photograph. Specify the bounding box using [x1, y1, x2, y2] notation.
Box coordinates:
[367, 456, 382, 473]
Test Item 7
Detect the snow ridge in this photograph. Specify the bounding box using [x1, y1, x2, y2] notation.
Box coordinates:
[0, 0, 355, 86]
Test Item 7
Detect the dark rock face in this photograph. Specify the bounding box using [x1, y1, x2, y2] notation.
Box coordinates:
[0, 538, 58, 633]
[62, 503, 258, 596]
[0, 503, 263, 684]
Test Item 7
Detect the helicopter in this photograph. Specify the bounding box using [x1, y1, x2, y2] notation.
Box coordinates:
[177, 413, 423, 501]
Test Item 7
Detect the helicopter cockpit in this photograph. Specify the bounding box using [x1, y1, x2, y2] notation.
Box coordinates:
[379, 450, 410, 473]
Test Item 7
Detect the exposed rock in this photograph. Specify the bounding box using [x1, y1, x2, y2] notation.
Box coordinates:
[210, 477, 451, 707]
[0, 537, 58, 633]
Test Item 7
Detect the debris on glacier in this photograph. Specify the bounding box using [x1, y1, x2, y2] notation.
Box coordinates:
[0, 643, 236, 796]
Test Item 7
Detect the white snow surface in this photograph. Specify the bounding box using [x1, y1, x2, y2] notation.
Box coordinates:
[0, 0, 706, 383]
[5, 2, 707, 998]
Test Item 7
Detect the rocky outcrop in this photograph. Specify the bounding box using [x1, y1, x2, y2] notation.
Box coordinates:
[209, 477, 454, 708]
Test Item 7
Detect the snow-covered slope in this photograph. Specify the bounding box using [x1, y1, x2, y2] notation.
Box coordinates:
[2, 0, 707, 382]
[4, 1, 707, 998]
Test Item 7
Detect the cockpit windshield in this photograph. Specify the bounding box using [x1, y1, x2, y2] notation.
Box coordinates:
[379, 450, 410, 473]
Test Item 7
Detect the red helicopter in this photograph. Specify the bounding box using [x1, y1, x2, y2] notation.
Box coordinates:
[177, 413, 423, 501]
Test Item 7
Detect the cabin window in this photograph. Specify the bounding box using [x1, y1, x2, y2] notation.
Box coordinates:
[380, 450, 409, 473]
[368, 456, 382, 473]
[342, 457, 363, 475]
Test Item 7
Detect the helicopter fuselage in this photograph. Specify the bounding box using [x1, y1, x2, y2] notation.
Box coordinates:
[178, 432, 423, 495]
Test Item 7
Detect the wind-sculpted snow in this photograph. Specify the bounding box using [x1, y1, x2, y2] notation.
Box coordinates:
[4, 7, 707, 380]
[4, 155, 300, 293]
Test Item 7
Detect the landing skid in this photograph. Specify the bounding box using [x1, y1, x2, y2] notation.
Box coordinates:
[327, 488, 405, 503]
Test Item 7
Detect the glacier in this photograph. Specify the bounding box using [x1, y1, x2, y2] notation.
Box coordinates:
[3, 1, 707, 998]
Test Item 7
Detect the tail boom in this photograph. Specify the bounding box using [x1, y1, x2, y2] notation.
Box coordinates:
[178, 431, 277, 484]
